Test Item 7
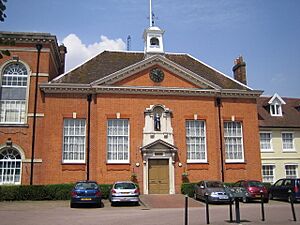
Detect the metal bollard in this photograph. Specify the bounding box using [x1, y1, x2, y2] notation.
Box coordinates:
[260, 190, 265, 221]
[288, 190, 297, 222]
[229, 197, 233, 222]
[205, 193, 210, 224]
[235, 198, 241, 224]
[184, 195, 188, 225]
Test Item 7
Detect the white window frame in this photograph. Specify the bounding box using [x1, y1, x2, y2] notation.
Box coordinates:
[0, 148, 22, 185]
[260, 132, 273, 152]
[62, 119, 86, 164]
[0, 100, 26, 124]
[285, 164, 298, 179]
[281, 132, 295, 151]
[270, 103, 282, 116]
[185, 120, 207, 163]
[0, 61, 30, 125]
[262, 164, 275, 183]
[107, 119, 130, 164]
[224, 121, 245, 163]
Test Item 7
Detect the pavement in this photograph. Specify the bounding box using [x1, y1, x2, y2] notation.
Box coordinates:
[139, 194, 204, 208]
[0, 195, 299, 225]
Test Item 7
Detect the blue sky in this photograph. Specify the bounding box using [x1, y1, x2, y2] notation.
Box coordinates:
[2, 0, 300, 97]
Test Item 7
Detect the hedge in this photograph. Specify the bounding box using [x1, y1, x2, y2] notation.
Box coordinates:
[0, 183, 113, 201]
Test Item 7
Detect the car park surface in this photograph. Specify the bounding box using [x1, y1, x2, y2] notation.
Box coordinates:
[0, 198, 299, 225]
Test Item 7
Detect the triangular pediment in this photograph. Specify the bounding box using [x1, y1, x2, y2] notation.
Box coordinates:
[268, 93, 286, 105]
[140, 139, 178, 152]
[91, 54, 220, 90]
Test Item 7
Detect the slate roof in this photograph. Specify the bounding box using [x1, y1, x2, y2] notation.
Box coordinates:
[257, 96, 300, 128]
[53, 51, 250, 91]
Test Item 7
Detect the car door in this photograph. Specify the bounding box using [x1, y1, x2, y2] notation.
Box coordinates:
[271, 179, 285, 198]
[282, 179, 293, 200]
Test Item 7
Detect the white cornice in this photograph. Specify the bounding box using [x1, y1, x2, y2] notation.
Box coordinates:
[40, 83, 262, 98]
[1, 47, 50, 53]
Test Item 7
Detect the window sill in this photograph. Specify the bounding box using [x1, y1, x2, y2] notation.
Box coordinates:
[187, 161, 208, 164]
[261, 150, 274, 153]
[106, 162, 130, 165]
[61, 163, 86, 165]
[282, 150, 297, 153]
[0, 123, 29, 128]
[225, 161, 246, 164]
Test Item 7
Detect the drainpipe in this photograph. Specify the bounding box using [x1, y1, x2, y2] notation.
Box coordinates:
[216, 97, 225, 182]
[30, 43, 42, 185]
[86, 94, 92, 180]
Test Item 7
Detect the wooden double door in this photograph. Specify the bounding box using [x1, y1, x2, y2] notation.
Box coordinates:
[148, 159, 169, 194]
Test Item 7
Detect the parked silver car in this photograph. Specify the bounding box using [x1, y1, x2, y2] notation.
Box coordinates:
[109, 181, 140, 206]
[194, 180, 230, 203]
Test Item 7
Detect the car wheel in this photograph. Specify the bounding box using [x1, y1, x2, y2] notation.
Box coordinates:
[111, 202, 115, 207]
[242, 197, 248, 203]
[97, 202, 102, 208]
[288, 195, 294, 203]
[70, 202, 76, 208]
[269, 192, 273, 200]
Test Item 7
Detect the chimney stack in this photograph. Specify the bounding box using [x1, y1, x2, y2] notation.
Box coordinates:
[232, 56, 247, 85]
[59, 44, 67, 74]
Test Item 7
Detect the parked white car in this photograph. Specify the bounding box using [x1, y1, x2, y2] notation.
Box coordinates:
[109, 181, 140, 206]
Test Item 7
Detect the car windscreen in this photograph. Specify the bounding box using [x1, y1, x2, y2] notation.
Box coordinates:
[248, 181, 264, 187]
[75, 182, 98, 190]
[206, 181, 223, 188]
[114, 183, 136, 189]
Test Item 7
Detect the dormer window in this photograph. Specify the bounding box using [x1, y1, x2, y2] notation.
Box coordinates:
[150, 37, 159, 47]
[268, 93, 286, 117]
[270, 103, 282, 116]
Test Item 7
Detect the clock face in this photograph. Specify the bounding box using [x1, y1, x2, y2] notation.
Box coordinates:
[150, 68, 164, 83]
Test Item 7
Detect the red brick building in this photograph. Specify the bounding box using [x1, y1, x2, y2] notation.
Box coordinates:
[0, 25, 263, 194]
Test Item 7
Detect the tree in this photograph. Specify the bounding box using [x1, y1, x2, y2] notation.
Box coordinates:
[0, 0, 13, 59]
[0, 0, 7, 22]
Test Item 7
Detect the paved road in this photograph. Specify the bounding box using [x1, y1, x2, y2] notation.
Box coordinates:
[0, 198, 299, 225]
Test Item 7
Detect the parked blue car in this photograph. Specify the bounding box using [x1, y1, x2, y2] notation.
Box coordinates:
[70, 181, 102, 208]
[269, 178, 300, 202]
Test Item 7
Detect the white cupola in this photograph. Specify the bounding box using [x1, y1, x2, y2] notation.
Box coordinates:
[143, 0, 165, 55]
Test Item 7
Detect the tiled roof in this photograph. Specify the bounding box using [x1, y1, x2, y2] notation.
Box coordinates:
[257, 96, 300, 128]
[53, 51, 250, 90]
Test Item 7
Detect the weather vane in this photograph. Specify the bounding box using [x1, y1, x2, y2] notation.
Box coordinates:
[149, 0, 158, 26]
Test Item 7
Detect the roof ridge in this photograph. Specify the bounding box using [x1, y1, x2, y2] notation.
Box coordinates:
[185, 53, 254, 91]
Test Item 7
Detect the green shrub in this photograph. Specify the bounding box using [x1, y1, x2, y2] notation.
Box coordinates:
[99, 184, 113, 199]
[0, 183, 112, 201]
[181, 183, 196, 197]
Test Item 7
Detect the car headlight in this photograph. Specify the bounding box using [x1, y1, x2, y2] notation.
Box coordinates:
[209, 192, 219, 197]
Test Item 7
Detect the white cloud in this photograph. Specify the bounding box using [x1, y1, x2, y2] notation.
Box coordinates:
[62, 34, 126, 71]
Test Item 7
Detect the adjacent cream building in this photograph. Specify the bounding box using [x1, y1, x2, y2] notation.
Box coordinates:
[258, 93, 300, 183]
